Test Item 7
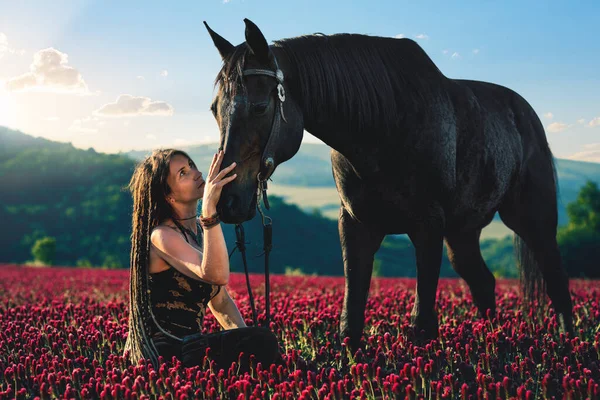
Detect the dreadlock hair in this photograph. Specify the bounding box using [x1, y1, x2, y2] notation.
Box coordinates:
[123, 148, 197, 368]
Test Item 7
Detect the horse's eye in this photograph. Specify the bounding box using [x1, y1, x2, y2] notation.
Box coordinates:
[250, 103, 268, 116]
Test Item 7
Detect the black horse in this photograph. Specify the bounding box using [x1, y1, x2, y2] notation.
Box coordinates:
[204, 18, 574, 351]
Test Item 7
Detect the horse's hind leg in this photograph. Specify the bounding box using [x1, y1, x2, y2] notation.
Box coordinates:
[499, 175, 574, 333]
[445, 229, 496, 318]
[339, 207, 386, 352]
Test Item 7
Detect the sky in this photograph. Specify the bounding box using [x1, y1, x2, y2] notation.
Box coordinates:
[0, 0, 599, 161]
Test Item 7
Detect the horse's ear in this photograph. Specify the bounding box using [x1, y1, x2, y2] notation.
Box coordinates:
[243, 18, 270, 63]
[203, 21, 235, 60]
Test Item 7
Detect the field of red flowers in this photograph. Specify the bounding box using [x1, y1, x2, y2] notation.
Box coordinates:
[0, 264, 598, 399]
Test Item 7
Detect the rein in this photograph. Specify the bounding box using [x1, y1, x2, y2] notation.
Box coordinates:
[227, 53, 287, 329]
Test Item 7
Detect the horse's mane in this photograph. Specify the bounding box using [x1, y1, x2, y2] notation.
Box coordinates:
[216, 33, 446, 132]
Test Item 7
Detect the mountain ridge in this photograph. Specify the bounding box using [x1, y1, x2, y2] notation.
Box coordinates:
[127, 140, 600, 227]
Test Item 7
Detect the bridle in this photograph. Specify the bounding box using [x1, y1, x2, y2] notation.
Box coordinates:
[243, 53, 288, 187]
[228, 52, 288, 330]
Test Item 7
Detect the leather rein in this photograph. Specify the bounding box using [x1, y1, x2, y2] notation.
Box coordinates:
[228, 54, 288, 329]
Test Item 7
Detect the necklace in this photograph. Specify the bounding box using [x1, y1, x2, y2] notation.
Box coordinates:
[179, 222, 201, 246]
[173, 214, 197, 221]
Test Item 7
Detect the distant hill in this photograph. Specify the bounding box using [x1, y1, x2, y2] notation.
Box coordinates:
[127, 142, 336, 187]
[3, 127, 598, 277]
[128, 142, 600, 229]
[0, 126, 136, 267]
[0, 127, 453, 276]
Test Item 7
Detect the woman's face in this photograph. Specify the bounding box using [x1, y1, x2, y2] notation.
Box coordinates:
[166, 154, 206, 203]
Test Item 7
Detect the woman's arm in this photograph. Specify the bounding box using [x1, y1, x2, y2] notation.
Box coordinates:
[150, 224, 229, 285]
[208, 287, 247, 329]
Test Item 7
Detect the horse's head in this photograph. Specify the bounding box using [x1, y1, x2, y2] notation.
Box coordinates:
[204, 19, 304, 224]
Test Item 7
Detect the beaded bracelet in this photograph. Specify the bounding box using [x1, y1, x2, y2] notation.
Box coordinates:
[200, 212, 220, 229]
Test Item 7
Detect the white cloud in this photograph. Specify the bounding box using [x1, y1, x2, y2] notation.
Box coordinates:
[5, 47, 91, 94]
[414, 34, 429, 40]
[0, 32, 25, 59]
[451, 52, 461, 59]
[174, 138, 189, 146]
[543, 112, 553, 120]
[394, 34, 405, 39]
[546, 122, 570, 133]
[94, 94, 174, 117]
[136, 76, 145, 80]
[160, 70, 168, 77]
[566, 143, 600, 163]
[472, 49, 480, 54]
[442, 49, 449, 55]
[146, 134, 157, 140]
[7, 74, 37, 90]
[45, 116, 60, 122]
[69, 116, 104, 134]
[577, 118, 586, 125]
[588, 117, 600, 127]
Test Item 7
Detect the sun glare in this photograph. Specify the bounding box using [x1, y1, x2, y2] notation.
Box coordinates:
[0, 82, 17, 127]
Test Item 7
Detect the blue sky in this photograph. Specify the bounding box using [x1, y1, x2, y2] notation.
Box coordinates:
[0, 0, 599, 161]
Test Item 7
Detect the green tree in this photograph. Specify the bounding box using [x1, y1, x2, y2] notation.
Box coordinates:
[76, 258, 93, 268]
[101, 254, 123, 269]
[565, 180, 600, 231]
[557, 228, 600, 278]
[558, 180, 600, 278]
[31, 237, 56, 265]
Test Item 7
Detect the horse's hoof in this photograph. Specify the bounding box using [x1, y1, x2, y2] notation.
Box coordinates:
[409, 314, 439, 343]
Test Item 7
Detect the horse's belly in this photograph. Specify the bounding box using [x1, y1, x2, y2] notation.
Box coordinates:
[339, 174, 506, 234]
[336, 178, 426, 234]
[332, 150, 448, 233]
[445, 210, 497, 234]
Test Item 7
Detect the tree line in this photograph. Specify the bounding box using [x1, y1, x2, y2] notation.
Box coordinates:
[1, 127, 598, 278]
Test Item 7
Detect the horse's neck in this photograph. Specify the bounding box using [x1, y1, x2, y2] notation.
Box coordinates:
[275, 58, 415, 160]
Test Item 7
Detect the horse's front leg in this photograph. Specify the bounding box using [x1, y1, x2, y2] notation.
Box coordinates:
[338, 207, 385, 353]
[407, 221, 444, 341]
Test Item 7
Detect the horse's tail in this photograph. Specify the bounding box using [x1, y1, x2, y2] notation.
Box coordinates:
[512, 95, 561, 312]
[514, 234, 547, 312]
[514, 117, 557, 312]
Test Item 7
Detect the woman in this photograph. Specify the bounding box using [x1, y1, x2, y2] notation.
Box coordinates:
[123, 148, 280, 370]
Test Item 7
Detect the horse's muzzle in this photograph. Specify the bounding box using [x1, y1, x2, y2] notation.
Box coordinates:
[218, 194, 256, 224]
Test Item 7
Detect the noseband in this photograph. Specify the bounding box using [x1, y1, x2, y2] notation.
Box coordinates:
[229, 53, 288, 330]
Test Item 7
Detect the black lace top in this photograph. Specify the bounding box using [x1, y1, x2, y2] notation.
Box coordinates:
[148, 223, 221, 338]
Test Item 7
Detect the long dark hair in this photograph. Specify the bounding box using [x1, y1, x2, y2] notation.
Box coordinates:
[123, 148, 196, 368]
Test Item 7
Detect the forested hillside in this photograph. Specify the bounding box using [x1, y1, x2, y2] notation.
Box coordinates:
[2, 127, 598, 278]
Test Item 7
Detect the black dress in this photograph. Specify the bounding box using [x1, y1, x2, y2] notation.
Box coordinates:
[147, 223, 280, 370]
[148, 266, 221, 339]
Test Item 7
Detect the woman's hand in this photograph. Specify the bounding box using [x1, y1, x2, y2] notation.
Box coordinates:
[202, 150, 237, 216]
